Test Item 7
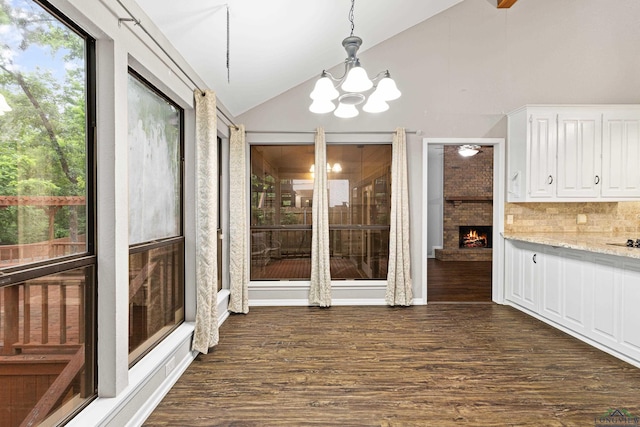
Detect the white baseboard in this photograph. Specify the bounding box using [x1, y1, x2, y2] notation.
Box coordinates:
[70, 292, 232, 427]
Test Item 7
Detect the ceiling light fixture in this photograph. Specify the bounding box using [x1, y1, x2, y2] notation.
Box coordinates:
[310, 163, 342, 173]
[309, 0, 401, 118]
[458, 145, 481, 157]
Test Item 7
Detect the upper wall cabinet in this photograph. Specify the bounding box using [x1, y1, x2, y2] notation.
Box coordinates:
[601, 111, 640, 198]
[507, 105, 640, 202]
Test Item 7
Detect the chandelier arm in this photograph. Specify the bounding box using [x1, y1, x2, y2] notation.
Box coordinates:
[370, 70, 390, 84]
[323, 65, 349, 84]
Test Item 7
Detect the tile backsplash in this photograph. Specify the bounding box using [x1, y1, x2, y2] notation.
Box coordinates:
[504, 202, 640, 234]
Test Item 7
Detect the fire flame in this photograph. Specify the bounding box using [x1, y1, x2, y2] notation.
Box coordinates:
[462, 229, 488, 248]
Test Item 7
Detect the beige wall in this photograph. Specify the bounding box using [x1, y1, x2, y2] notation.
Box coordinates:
[238, 0, 640, 135]
[237, 0, 640, 299]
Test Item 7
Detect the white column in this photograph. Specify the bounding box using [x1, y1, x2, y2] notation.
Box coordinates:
[96, 39, 129, 396]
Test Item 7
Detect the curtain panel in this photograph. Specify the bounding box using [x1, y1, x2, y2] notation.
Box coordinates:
[309, 128, 332, 307]
[386, 127, 413, 306]
[229, 125, 250, 314]
[192, 90, 219, 354]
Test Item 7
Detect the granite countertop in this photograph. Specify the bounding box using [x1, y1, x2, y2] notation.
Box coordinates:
[502, 232, 640, 260]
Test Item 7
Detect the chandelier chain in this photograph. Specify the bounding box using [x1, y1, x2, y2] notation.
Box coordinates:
[349, 0, 355, 36]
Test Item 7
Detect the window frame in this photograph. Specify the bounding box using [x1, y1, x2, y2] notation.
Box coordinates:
[0, 0, 98, 420]
[126, 67, 185, 366]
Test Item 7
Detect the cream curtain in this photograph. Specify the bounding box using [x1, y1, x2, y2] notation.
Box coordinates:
[386, 128, 413, 306]
[192, 90, 219, 354]
[309, 128, 332, 307]
[229, 125, 250, 314]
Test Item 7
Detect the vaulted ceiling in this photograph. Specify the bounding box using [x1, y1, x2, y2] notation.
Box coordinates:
[135, 0, 518, 117]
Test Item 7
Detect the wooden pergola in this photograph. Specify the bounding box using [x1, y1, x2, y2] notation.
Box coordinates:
[0, 195, 85, 207]
[0, 195, 86, 250]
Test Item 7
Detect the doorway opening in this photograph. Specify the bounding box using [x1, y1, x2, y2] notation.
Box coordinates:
[423, 139, 504, 303]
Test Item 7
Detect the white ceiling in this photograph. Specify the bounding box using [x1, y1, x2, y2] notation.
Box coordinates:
[134, 0, 463, 117]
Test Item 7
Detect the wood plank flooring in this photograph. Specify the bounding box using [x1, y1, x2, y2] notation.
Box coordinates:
[427, 259, 492, 302]
[144, 305, 640, 426]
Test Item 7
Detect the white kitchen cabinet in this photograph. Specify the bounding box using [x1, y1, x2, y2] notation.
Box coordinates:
[589, 257, 618, 346]
[505, 239, 640, 367]
[601, 111, 640, 197]
[507, 107, 557, 201]
[507, 105, 640, 202]
[620, 262, 640, 357]
[559, 250, 591, 331]
[556, 112, 602, 198]
[539, 247, 562, 324]
[505, 240, 539, 312]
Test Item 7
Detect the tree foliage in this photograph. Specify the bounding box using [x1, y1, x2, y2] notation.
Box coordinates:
[0, 0, 86, 245]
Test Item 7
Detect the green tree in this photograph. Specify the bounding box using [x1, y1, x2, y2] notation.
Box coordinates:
[0, 0, 87, 245]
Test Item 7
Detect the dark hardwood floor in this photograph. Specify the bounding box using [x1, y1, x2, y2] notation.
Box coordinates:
[427, 258, 492, 302]
[144, 305, 640, 426]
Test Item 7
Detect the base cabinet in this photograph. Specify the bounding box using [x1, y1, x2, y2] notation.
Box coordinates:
[505, 240, 640, 367]
[620, 263, 640, 356]
[505, 240, 539, 313]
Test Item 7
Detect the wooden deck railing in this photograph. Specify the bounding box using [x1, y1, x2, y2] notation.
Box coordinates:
[0, 239, 85, 267]
[1, 276, 84, 355]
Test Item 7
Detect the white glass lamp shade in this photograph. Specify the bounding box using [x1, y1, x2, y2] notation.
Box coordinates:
[309, 99, 336, 114]
[362, 95, 389, 113]
[458, 145, 480, 157]
[332, 163, 342, 173]
[341, 66, 373, 93]
[334, 102, 359, 118]
[310, 76, 339, 101]
[0, 94, 11, 114]
[373, 76, 401, 101]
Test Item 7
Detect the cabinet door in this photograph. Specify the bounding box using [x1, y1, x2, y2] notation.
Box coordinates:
[620, 262, 640, 359]
[527, 113, 557, 199]
[561, 250, 592, 331]
[589, 257, 619, 346]
[556, 112, 602, 198]
[505, 240, 539, 312]
[540, 248, 563, 324]
[601, 111, 640, 197]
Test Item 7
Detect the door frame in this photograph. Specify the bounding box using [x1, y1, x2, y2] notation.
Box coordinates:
[421, 138, 506, 304]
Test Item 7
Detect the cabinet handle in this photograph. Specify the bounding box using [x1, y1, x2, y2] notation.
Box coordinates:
[532, 253, 537, 264]
[595, 175, 600, 185]
[548, 175, 554, 185]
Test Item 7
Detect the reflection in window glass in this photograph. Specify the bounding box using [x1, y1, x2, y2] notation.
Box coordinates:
[250, 144, 391, 280]
[129, 240, 184, 364]
[127, 73, 181, 245]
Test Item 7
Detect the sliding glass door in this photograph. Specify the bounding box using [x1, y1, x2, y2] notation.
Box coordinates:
[250, 143, 391, 281]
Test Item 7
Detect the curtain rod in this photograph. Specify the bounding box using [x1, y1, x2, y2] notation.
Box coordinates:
[115, 0, 238, 128]
[245, 130, 421, 135]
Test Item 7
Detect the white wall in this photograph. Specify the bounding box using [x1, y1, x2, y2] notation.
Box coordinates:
[238, 0, 640, 301]
[427, 145, 444, 257]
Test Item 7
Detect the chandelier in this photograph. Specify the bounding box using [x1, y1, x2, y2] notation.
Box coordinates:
[308, 0, 401, 118]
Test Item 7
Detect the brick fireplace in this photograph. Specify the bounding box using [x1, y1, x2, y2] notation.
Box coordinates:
[434, 145, 493, 262]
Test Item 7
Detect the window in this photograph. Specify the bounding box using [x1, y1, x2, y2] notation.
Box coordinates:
[250, 144, 391, 280]
[127, 70, 184, 365]
[0, 0, 97, 425]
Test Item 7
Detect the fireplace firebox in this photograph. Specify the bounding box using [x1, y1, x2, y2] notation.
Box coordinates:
[459, 226, 492, 249]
